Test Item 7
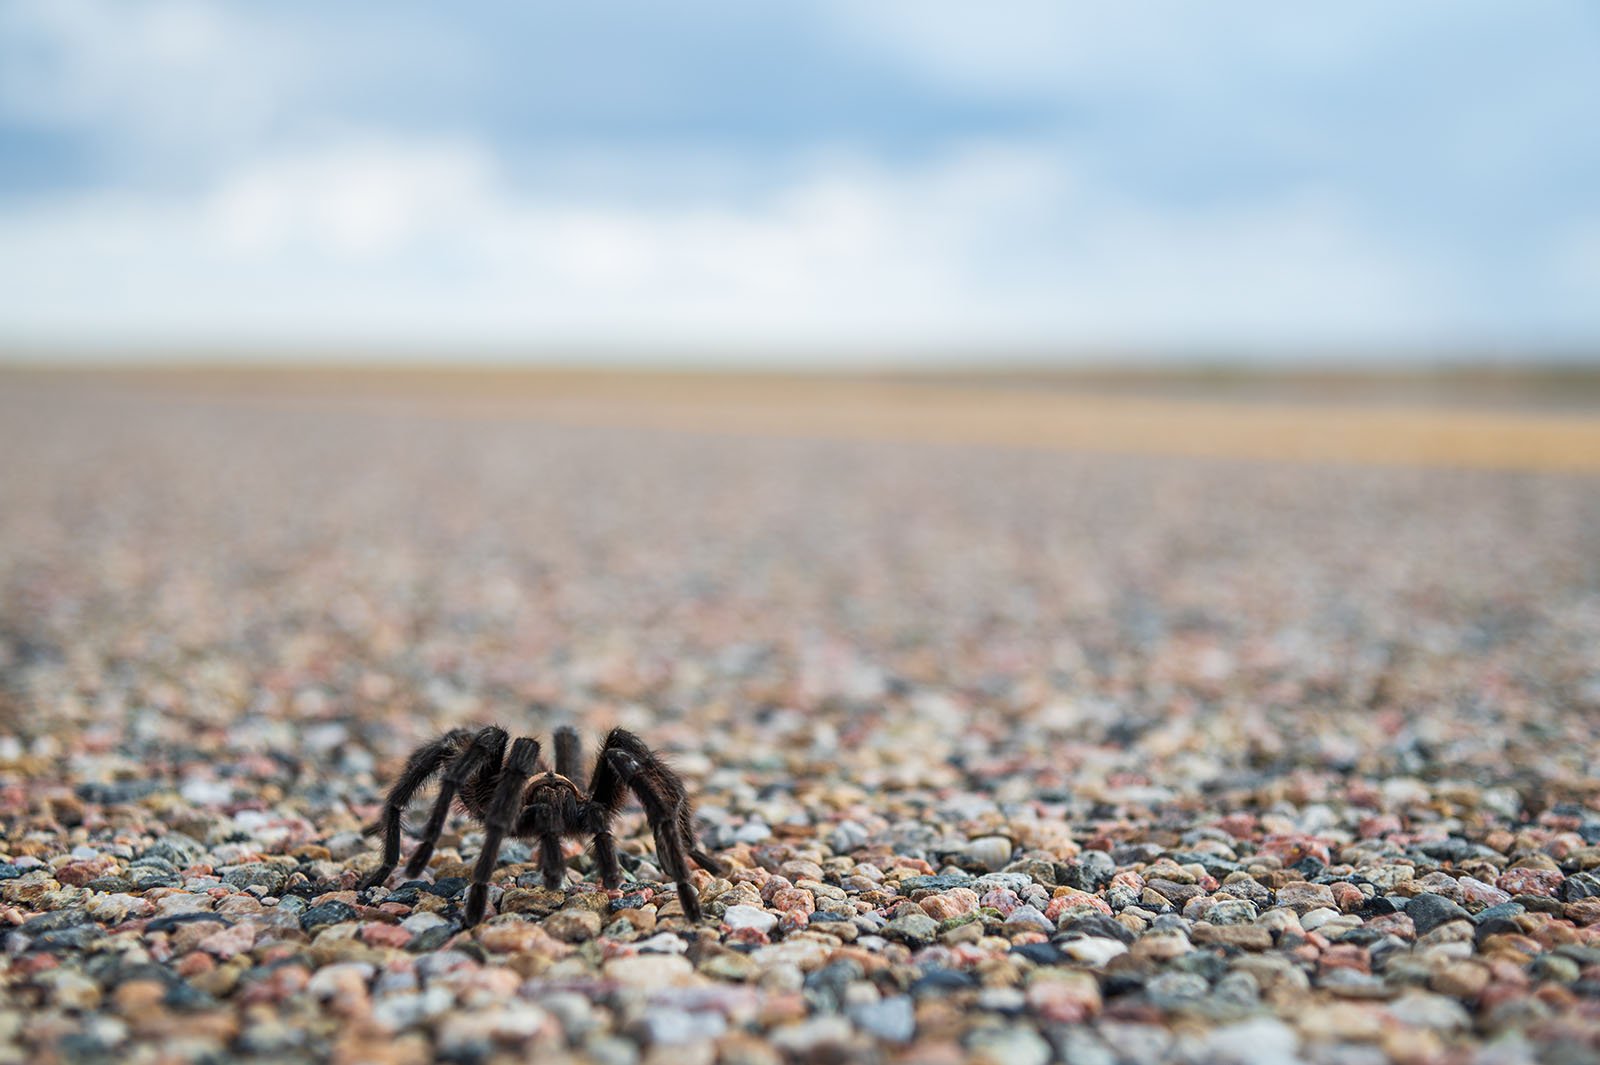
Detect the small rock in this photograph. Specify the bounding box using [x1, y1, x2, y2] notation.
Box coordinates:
[300, 901, 358, 931]
[966, 836, 1014, 872]
[308, 962, 373, 1000]
[828, 821, 869, 853]
[968, 1024, 1051, 1065]
[1130, 931, 1192, 962]
[603, 953, 697, 988]
[1025, 972, 1101, 1022]
[723, 905, 778, 934]
[544, 908, 603, 942]
[223, 864, 289, 895]
[1388, 990, 1471, 1032]
[479, 920, 561, 954]
[883, 912, 939, 947]
[700, 951, 760, 982]
[1407, 893, 1470, 936]
[1002, 904, 1054, 935]
[1060, 937, 1128, 967]
[1275, 882, 1336, 914]
[770, 1015, 855, 1056]
[848, 995, 915, 1042]
[1496, 868, 1564, 898]
[1430, 961, 1489, 999]
[1199, 1017, 1302, 1065]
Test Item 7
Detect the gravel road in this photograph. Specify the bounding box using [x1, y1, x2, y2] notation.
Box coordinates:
[2, 378, 1598, 1064]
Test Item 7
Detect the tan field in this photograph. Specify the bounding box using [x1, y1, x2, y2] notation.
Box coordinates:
[21, 364, 1600, 473]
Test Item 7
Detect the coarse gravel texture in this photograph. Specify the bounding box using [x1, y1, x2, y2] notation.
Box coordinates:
[3, 379, 1600, 1065]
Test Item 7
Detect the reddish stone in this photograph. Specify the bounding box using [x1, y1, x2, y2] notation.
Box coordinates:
[1215, 814, 1257, 840]
[1358, 815, 1403, 839]
[1259, 835, 1331, 867]
[1318, 944, 1370, 974]
[1497, 868, 1565, 898]
[176, 952, 216, 977]
[359, 922, 412, 949]
[1332, 882, 1365, 913]
[1528, 921, 1581, 950]
[920, 888, 980, 921]
[980, 888, 1021, 916]
[54, 859, 113, 886]
[16, 954, 58, 977]
[777, 910, 810, 933]
[768, 887, 815, 915]
[1458, 876, 1513, 909]
[1026, 974, 1101, 1023]
[1045, 891, 1113, 920]
[1566, 899, 1600, 926]
[197, 922, 257, 958]
[1363, 908, 1414, 933]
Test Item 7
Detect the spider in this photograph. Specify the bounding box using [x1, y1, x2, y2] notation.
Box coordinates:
[360, 724, 723, 926]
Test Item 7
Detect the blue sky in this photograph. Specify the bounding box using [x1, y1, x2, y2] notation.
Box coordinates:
[1, 1, 1597, 362]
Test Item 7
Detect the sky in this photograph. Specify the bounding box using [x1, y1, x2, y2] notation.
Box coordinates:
[1, 1, 1597, 364]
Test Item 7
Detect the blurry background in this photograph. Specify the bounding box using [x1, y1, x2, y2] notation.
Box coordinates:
[2, 0, 1598, 366]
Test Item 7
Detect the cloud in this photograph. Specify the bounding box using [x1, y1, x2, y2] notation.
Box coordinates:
[0, 137, 1469, 357]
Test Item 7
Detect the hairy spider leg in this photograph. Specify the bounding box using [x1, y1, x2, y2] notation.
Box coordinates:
[554, 725, 582, 779]
[594, 728, 711, 921]
[581, 735, 630, 890]
[464, 736, 540, 926]
[360, 727, 473, 889]
[403, 726, 508, 879]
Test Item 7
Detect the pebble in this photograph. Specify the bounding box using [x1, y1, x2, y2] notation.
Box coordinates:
[968, 1024, 1051, 1065]
[768, 1016, 855, 1055]
[1061, 937, 1128, 967]
[1274, 882, 1335, 914]
[300, 901, 358, 931]
[883, 912, 940, 947]
[1199, 1018, 1302, 1065]
[544, 908, 603, 942]
[722, 905, 778, 934]
[1407, 893, 1471, 936]
[829, 821, 869, 854]
[603, 954, 697, 988]
[966, 837, 1014, 872]
[848, 995, 915, 1042]
[1025, 972, 1101, 1023]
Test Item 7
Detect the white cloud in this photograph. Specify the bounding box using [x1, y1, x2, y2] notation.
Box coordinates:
[0, 137, 1466, 357]
[208, 141, 495, 257]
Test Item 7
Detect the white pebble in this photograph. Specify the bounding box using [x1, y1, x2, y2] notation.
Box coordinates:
[1061, 937, 1128, 967]
[722, 905, 778, 933]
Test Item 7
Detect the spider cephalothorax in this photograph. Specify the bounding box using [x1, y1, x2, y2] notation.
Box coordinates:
[361, 725, 722, 925]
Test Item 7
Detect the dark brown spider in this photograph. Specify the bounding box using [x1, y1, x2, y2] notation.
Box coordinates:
[361, 725, 723, 926]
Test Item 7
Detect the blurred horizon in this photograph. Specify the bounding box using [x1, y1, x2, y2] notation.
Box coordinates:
[3, 1, 1599, 364]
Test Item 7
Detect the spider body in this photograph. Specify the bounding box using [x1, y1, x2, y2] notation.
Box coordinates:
[362, 724, 722, 925]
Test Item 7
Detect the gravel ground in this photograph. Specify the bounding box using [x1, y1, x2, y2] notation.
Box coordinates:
[3, 380, 1599, 1065]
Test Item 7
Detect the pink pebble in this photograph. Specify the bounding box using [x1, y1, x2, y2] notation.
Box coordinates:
[359, 922, 413, 949]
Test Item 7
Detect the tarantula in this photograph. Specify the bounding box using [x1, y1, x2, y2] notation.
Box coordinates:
[361, 725, 723, 926]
